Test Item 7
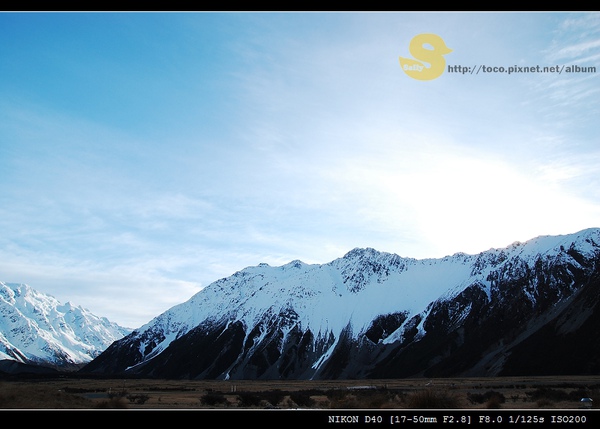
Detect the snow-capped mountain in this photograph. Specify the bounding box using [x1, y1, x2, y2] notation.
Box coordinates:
[82, 228, 600, 379]
[0, 282, 131, 370]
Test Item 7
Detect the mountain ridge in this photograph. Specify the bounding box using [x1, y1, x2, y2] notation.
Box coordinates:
[81, 227, 600, 379]
[0, 282, 132, 371]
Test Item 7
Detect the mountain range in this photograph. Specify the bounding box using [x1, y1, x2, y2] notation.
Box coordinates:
[0, 282, 131, 372]
[79, 227, 600, 380]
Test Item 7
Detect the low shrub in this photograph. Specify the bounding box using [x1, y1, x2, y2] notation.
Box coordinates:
[405, 389, 461, 409]
[262, 389, 285, 407]
[127, 394, 150, 404]
[290, 391, 315, 408]
[237, 392, 262, 407]
[527, 388, 569, 403]
[468, 391, 506, 406]
[200, 392, 228, 406]
[95, 397, 129, 408]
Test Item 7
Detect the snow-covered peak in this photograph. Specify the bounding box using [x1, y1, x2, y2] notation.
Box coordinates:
[0, 282, 131, 367]
[131, 228, 599, 358]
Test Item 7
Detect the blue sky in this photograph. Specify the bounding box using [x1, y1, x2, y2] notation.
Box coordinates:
[1, 12, 599, 328]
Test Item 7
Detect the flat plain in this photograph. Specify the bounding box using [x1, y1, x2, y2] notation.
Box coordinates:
[1, 375, 599, 409]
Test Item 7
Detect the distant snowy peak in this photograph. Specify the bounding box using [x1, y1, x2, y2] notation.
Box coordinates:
[0, 282, 131, 368]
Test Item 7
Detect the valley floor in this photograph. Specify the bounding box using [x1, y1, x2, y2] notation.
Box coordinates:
[1, 375, 599, 410]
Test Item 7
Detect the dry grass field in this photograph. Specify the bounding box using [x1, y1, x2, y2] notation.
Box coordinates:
[1, 375, 599, 410]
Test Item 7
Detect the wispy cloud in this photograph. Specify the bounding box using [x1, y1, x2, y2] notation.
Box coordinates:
[1, 12, 599, 328]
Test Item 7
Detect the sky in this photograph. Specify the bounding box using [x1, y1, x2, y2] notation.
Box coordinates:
[1, 11, 599, 328]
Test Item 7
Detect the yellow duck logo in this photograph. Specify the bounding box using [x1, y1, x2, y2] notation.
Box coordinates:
[400, 34, 452, 81]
